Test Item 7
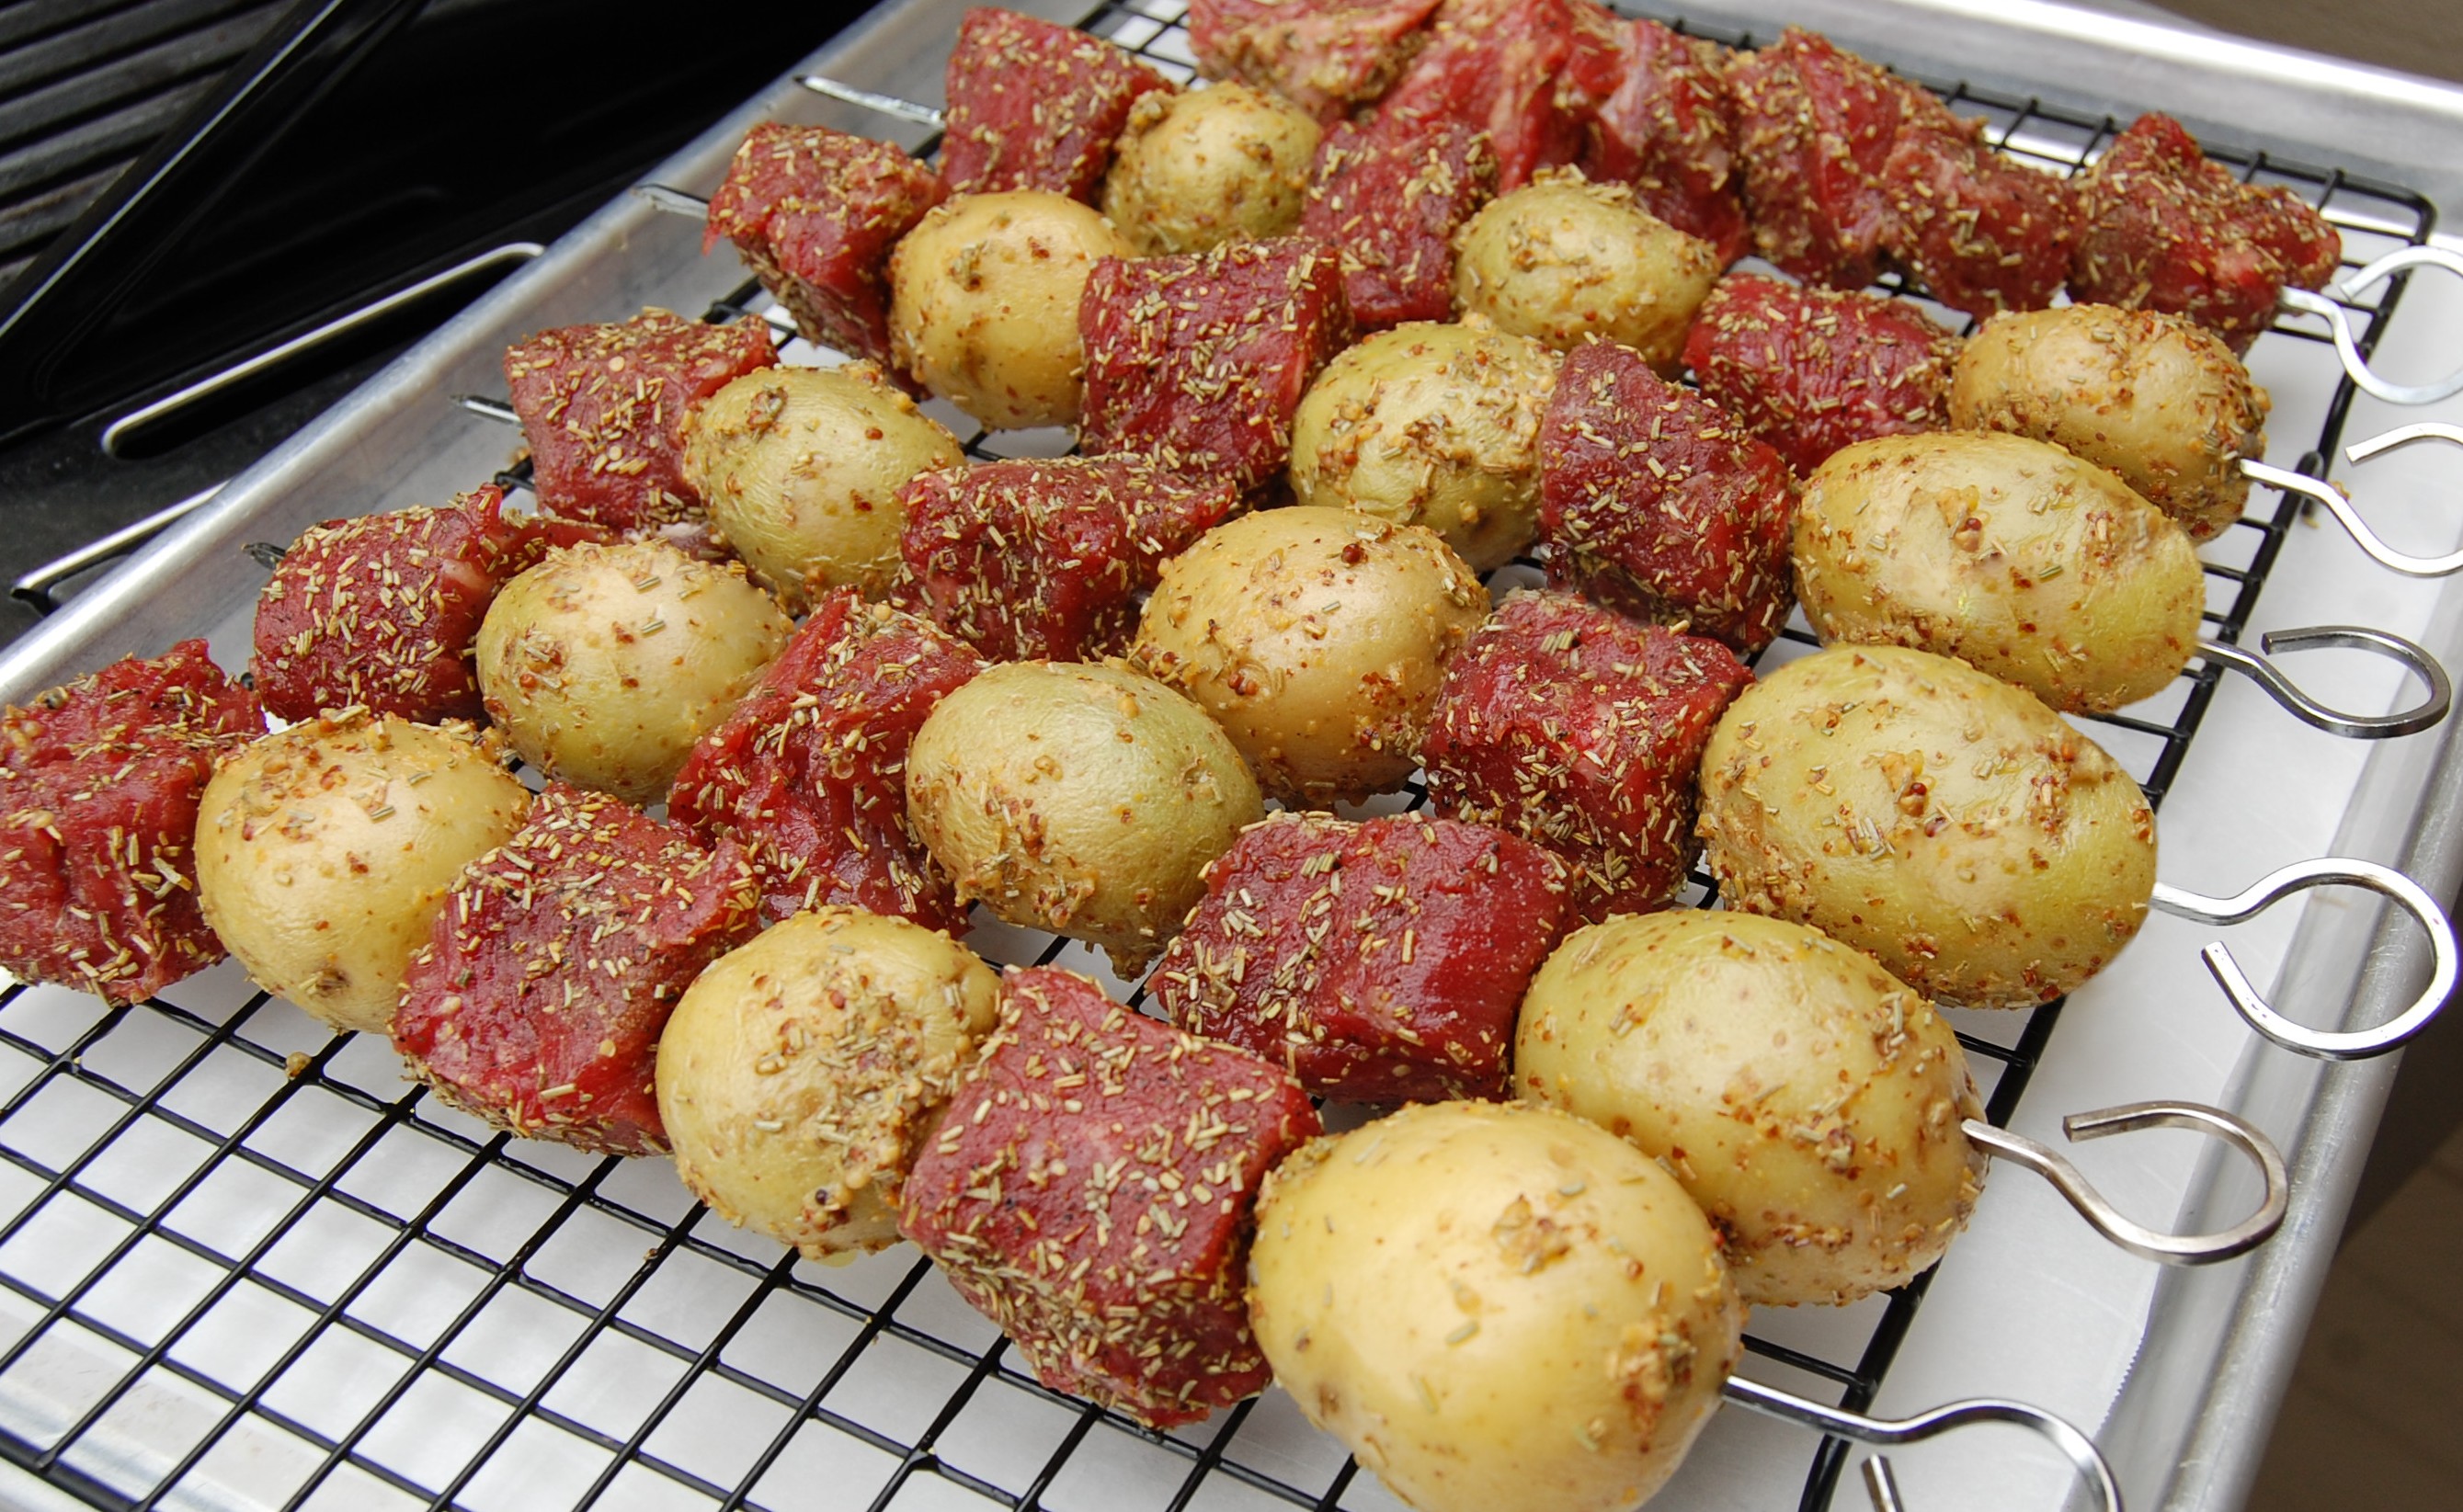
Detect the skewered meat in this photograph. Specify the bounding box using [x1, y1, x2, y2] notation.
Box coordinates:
[1726, 28, 1908, 290]
[1367, 0, 1618, 192]
[1578, 17, 1750, 265]
[1298, 112, 1496, 329]
[1882, 106, 2080, 320]
[1188, 0, 1442, 121]
[940, 6, 1173, 202]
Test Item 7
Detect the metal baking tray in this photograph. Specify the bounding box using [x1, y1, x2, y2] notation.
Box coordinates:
[2, 1, 2460, 1509]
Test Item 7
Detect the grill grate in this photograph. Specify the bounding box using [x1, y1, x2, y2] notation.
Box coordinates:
[0, 3, 2439, 1510]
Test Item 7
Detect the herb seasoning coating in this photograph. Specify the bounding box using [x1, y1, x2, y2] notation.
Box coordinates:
[1298, 112, 1497, 330]
[1578, 17, 1750, 265]
[1189, 0, 1443, 123]
[940, 6, 1173, 201]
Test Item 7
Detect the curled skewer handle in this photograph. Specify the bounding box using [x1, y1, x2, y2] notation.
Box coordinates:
[2196, 626, 2451, 738]
[1719, 1376, 2121, 1512]
[1962, 1102, 2287, 1264]
[798, 74, 947, 127]
[2240, 457, 2463, 578]
[2150, 858, 2462, 1059]
[2276, 244, 2463, 405]
[633, 183, 712, 219]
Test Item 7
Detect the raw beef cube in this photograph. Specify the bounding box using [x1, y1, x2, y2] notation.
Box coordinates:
[1299, 113, 1495, 329]
[1682, 273, 1961, 476]
[1189, 0, 1442, 121]
[0, 642, 262, 1002]
[1881, 108, 2080, 321]
[394, 785, 759, 1156]
[1078, 237, 1354, 494]
[1371, 0, 1617, 191]
[504, 311, 777, 535]
[1149, 812, 1571, 1104]
[668, 590, 983, 930]
[1727, 27, 1908, 290]
[941, 7, 1174, 201]
[900, 967, 1319, 1426]
[1538, 341, 1796, 655]
[892, 457, 1238, 663]
[705, 122, 947, 373]
[1579, 17, 1750, 265]
[1419, 590, 1750, 922]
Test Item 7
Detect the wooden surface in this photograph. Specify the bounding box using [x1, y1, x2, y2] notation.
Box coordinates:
[2148, 0, 2463, 84]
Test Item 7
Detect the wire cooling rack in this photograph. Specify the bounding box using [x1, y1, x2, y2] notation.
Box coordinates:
[0, 2, 2439, 1509]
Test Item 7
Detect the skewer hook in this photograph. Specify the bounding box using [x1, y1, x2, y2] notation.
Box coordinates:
[2195, 625, 2450, 737]
[2246, 424, 2463, 577]
[2276, 245, 2463, 406]
[1721, 1376, 2121, 1512]
[1965, 1102, 2287, 1263]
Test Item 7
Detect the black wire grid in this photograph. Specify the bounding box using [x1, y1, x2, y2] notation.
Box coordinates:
[0, 2, 2440, 1509]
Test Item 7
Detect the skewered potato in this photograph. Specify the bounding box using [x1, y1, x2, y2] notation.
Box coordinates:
[475, 540, 791, 803]
[1249, 1100, 1743, 1512]
[1516, 911, 1987, 1307]
[1697, 644, 2157, 1007]
[1100, 83, 1320, 254]
[1948, 303, 2269, 541]
[1452, 168, 1721, 369]
[889, 190, 1130, 430]
[682, 361, 963, 607]
[1793, 432, 2206, 713]
[196, 713, 530, 1034]
[1134, 506, 1489, 805]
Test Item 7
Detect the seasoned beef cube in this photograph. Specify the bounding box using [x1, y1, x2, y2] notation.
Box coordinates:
[668, 591, 983, 930]
[1538, 342, 1796, 655]
[1881, 109, 2080, 321]
[900, 967, 1319, 1426]
[1078, 237, 1354, 494]
[1299, 113, 1496, 329]
[394, 785, 758, 1156]
[891, 457, 1237, 663]
[504, 311, 777, 535]
[1682, 274, 1961, 476]
[1420, 590, 1750, 922]
[1189, 0, 1442, 121]
[1579, 17, 1750, 266]
[1371, 0, 1614, 192]
[941, 7, 1174, 201]
[1727, 27, 1908, 290]
[1149, 812, 1571, 1104]
[0, 642, 262, 1002]
[253, 486, 602, 725]
[2072, 113, 2341, 353]
[705, 122, 947, 374]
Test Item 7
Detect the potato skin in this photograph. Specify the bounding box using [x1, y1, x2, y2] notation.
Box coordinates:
[889, 190, 1130, 430]
[905, 660, 1261, 972]
[655, 907, 998, 1258]
[1288, 323, 1561, 572]
[1949, 304, 2268, 542]
[1249, 1101, 1742, 1512]
[1517, 912, 1987, 1307]
[196, 713, 529, 1034]
[1134, 506, 1490, 805]
[682, 361, 962, 608]
[1697, 645, 2157, 1007]
[1101, 83, 1320, 255]
[1795, 432, 2206, 714]
[476, 540, 791, 803]
[1453, 169, 1720, 369]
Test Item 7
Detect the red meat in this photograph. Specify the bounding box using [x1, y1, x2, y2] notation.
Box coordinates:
[667, 590, 983, 930]
[1419, 590, 1750, 922]
[394, 785, 758, 1156]
[899, 967, 1319, 1427]
[1579, 17, 1750, 265]
[1682, 274, 1961, 476]
[1299, 113, 1496, 329]
[0, 642, 262, 1003]
[1188, 0, 1442, 121]
[1538, 341, 1796, 655]
[2072, 113, 2341, 353]
[1727, 28, 1908, 290]
[1148, 812, 1571, 1104]
[940, 7, 1173, 201]
[704, 122, 947, 375]
[890, 457, 1238, 663]
[504, 311, 777, 535]
[1371, 0, 1618, 192]
[252, 486, 602, 724]
[1881, 108, 2080, 321]
[1078, 237, 1354, 495]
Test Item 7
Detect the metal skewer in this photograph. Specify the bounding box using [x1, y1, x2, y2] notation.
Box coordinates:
[2247, 422, 2463, 578]
[1967, 1101, 2286, 1263]
[2276, 244, 2463, 406]
[798, 73, 946, 126]
[1721, 1376, 2122, 1512]
[2195, 624, 2450, 737]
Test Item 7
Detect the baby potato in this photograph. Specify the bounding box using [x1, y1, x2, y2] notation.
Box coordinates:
[655, 907, 999, 1259]
[1287, 323, 1561, 572]
[476, 539, 790, 803]
[889, 190, 1130, 430]
[1100, 83, 1320, 255]
[1949, 304, 2269, 542]
[1249, 1101, 1742, 1512]
[1134, 506, 1489, 805]
[1795, 432, 2206, 714]
[1517, 911, 1987, 1308]
[1697, 644, 2157, 1008]
[1453, 169, 1721, 369]
[682, 361, 963, 607]
[196, 713, 530, 1034]
[905, 659, 1261, 973]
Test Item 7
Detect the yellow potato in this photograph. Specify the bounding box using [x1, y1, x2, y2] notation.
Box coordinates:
[1452, 168, 1720, 368]
[1249, 1101, 1742, 1512]
[656, 908, 999, 1258]
[1101, 83, 1320, 255]
[1517, 911, 1987, 1307]
[1794, 432, 2206, 713]
[1696, 644, 2157, 1008]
